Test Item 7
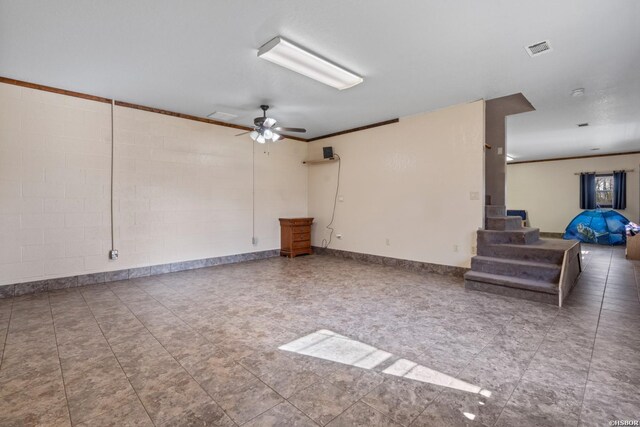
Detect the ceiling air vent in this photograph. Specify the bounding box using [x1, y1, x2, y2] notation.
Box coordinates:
[578, 123, 589, 127]
[525, 40, 552, 57]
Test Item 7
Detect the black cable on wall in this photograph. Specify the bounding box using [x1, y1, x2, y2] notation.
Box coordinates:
[322, 153, 341, 248]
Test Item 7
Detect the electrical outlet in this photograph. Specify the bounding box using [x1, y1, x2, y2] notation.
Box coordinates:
[109, 249, 118, 260]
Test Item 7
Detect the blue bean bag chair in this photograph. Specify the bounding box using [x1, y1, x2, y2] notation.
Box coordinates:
[563, 210, 630, 245]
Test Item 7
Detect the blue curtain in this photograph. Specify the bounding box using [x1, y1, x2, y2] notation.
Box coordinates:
[613, 171, 627, 210]
[580, 173, 596, 209]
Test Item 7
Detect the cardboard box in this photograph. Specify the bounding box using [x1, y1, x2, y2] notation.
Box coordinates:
[627, 234, 640, 260]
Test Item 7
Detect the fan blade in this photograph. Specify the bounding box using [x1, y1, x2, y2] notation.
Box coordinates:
[235, 131, 251, 136]
[263, 117, 277, 128]
[274, 127, 306, 133]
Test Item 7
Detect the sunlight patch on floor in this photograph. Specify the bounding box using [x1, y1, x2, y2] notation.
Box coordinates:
[279, 329, 491, 397]
[279, 329, 392, 369]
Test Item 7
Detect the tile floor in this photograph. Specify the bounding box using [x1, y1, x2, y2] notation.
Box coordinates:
[0, 243, 638, 426]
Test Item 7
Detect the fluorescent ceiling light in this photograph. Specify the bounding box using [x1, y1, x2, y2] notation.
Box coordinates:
[506, 155, 515, 162]
[258, 36, 363, 90]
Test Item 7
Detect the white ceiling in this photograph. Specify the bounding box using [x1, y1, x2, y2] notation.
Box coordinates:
[1, 1, 638, 159]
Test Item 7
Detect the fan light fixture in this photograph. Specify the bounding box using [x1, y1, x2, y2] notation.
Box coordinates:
[571, 88, 585, 97]
[258, 36, 363, 90]
[237, 105, 307, 143]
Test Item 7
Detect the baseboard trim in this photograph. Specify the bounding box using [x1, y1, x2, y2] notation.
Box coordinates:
[312, 246, 468, 278]
[0, 249, 280, 299]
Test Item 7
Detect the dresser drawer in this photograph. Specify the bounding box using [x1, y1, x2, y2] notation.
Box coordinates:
[292, 225, 310, 234]
[293, 232, 310, 242]
[292, 240, 310, 249]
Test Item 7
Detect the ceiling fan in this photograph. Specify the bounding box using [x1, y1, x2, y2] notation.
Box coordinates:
[236, 105, 306, 143]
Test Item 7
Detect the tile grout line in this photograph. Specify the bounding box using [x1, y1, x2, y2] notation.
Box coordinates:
[324, 397, 377, 426]
[353, 375, 430, 427]
[137, 274, 310, 368]
[0, 296, 15, 371]
[105, 282, 245, 427]
[490, 307, 562, 426]
[113, 279, 306, 423]
[127, 279, 327, 426]
[576, 247, 613, 427]
[241, 404, 320, 427]
[77, 287, 157, 427]
[124, 279, 255, 365]
[251, 364, 327, 426]
[46, 292, 73, 425]
[359, 398, 407, 427]
[406, 313, 519, 426]
[138, 278, 384, 426]
[243, 389, 321, 427]
[282, 378, 344, 427]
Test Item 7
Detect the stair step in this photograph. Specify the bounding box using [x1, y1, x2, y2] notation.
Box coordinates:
[478, 242, 565, 265]
[465, 276, 559, 305]
[464, 270, 559, 295]
[471, 256, 561, 282]
[477, 228, 540, 245]
[485, 205, 506, 217]
[486, 216, 523, 231]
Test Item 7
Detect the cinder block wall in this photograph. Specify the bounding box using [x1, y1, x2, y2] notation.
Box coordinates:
[0, 82, 308, 286]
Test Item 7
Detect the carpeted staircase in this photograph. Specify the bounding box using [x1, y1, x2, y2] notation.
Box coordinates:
[464, 205, 581, 305]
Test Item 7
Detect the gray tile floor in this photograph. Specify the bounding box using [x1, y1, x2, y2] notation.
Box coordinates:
[0, 244, 638, 426]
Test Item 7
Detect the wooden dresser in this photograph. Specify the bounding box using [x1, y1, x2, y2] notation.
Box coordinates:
[279, 218, 313, 258]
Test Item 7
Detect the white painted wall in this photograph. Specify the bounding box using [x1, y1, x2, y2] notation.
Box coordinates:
[0, 82, 485, 285]
[307, 101, 485, 268]
[0, 82, 307, 286]
[507, 154, 640, 233]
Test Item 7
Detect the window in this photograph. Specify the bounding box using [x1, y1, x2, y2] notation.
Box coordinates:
[595, 174, 613, 207]
[580, 171, 626, 210]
